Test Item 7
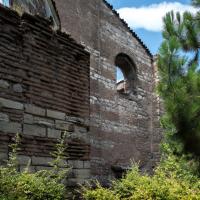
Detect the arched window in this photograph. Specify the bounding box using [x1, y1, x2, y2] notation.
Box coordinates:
[0, 0, 60, 30]
[115, 53, 137, 94]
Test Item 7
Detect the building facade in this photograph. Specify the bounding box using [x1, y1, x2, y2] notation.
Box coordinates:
[0, 0, 162, 186]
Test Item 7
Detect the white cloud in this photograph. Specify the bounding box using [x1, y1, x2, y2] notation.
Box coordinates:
[117, 2, 198, 32]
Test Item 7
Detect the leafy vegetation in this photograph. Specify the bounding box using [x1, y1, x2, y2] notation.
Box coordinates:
[83, 155, 200, 200]
[0, 133, 69, 200]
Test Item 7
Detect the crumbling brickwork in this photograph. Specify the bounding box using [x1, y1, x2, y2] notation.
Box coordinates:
[0, 5, 91, 186]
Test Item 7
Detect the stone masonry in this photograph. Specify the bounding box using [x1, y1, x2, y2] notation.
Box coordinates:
[0, 0, 162, 186]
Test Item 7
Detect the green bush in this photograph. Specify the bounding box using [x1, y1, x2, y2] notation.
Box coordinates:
[0, 168, 65, 200]
[82, 155, 200, 200]
[83, 182, 119, 200]
[0, 133, 68, 200]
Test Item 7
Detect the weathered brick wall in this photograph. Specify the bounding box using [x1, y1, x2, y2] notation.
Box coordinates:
[0, 5, 90, 186]
[0, 5, 89, 118]
[55, 0, 161, 185]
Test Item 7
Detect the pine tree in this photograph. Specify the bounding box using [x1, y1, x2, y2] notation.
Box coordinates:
[158, 0, 200, 158]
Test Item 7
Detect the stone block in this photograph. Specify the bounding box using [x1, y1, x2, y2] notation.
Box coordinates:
[0, 113, 9, 122]
[25, 104, 45, 116]
[0, 152, 8, 161]
[0, 80, 9, 89]
[13, 84, 23, 93]
[75, 126, 87, 133]
[24, 114, 34, 124]
[20, 166, 35, 173]
[24, 114, 54, 127]
[74, 169, 90, 179]
[34, 117, 54, 127]
[47, 109, 65, 120]
[83, 161, 91, 169]
[0, 98, 23, 110]
[18, 155, 31, 165]
[55, 120, 74, 131]
[0, 122, 22, 133]
[35, 166, 52, 171]
[32, 156, 53, 166]
[47, 128, 61, 139]
[68, 160, 84, 169]
[36, 121, 54, 127]
[23, 124, 46, 137]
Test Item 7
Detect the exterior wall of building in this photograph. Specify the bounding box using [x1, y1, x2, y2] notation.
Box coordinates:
[0, 0, 162, 187]
[0, 5, 91, 186]
[55, 0, 161, 184]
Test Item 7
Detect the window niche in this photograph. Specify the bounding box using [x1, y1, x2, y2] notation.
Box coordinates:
[0, 0, 60, 30]
[115, 53, 137, 95]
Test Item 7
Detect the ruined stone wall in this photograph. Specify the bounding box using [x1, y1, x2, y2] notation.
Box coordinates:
[55, 0, 161, 184]
[0, 5, 91, 186]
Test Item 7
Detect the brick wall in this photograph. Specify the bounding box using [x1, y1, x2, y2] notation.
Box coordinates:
[55, 0, 161, 185]
[0, 5, 90, 118]
[0, 5, 90, 186]
[0, 0, 163, 187]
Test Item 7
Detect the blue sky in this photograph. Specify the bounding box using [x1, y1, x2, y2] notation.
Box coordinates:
[107, 0, 195, 55]
[108, 0, 191, 9]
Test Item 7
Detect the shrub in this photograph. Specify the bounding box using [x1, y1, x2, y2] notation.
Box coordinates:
[0, 133, 69, 200]
[0, 168, 65, 200]
[83, 183, 119, 200]
[82, 155, 200, 200]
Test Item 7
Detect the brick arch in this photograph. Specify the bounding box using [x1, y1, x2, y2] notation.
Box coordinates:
[115, 53, 137, 93]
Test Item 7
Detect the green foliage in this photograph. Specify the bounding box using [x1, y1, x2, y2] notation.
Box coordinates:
[83, 182, 119, 200]
[192, 0, 200, 7]
[157, 0, 200, 158]
[7, 133, 21, 171]
[0, 133, 69, 200]
[83, 155, 200, 200]
[49, 132, 69, 182]
[0, 168, 65, 200]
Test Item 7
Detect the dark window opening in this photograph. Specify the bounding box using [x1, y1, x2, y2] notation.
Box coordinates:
[111, 165, 130, 179]
[115, 53, 137, 94]
[0, 0, 60, 30]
